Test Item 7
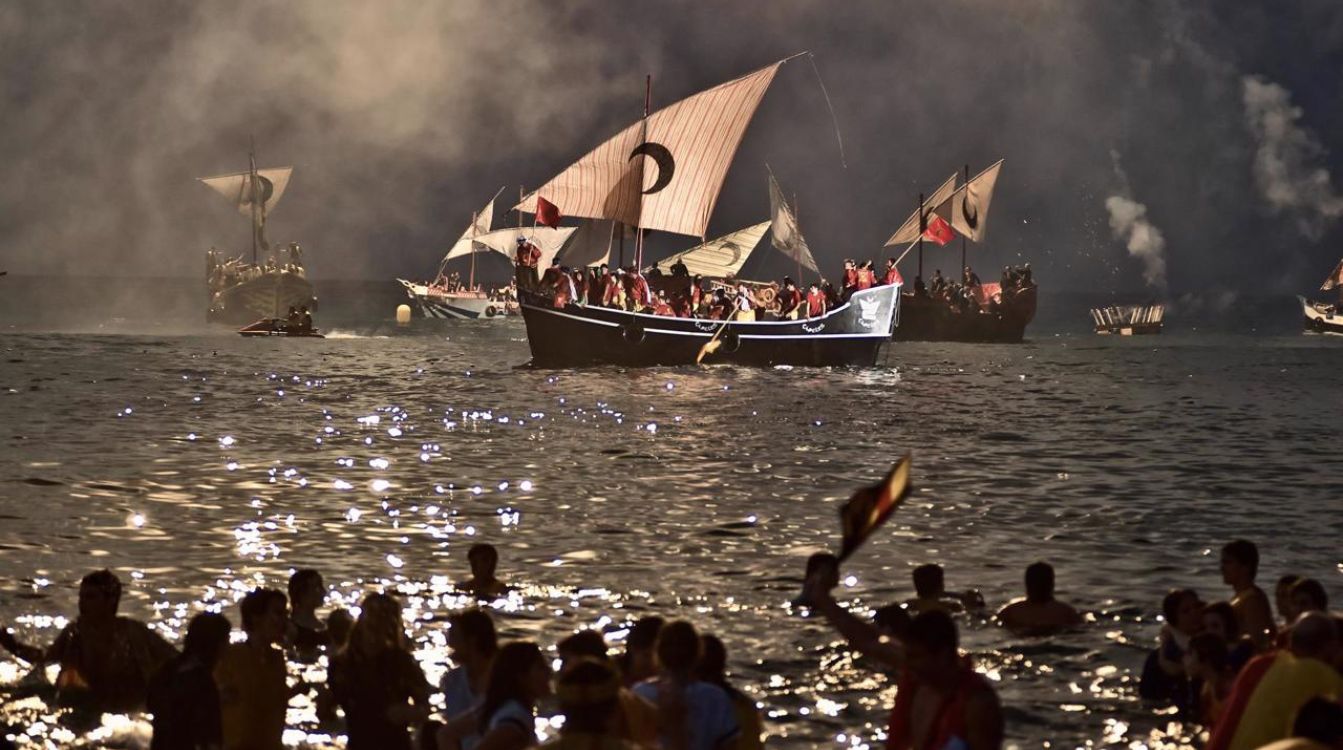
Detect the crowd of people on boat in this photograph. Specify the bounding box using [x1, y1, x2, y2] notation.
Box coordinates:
[427, 272, 519, 307]
[906, 264, 1035, 315]
[1, 536, 1339, 750]
[207, 244, 307, 294]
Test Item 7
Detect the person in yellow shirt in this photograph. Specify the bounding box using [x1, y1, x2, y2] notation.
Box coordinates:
[215, 588, 289, 750]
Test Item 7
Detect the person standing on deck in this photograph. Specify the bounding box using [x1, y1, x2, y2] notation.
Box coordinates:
[515, 237, 541, 291]
[777, 278, 802, 318]
[805, 283, 827, 318]
[882, 258, 903, 287]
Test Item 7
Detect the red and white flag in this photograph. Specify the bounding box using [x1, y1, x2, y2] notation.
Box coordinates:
[922, 214, 955, 246]
[837, 452, 913, 561]
[536, 196, 562, 228]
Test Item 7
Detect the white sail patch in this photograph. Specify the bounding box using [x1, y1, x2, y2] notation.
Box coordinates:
[515, 62, 784, 238]
[768, 169, 819, 273]
[199, 167, 293, 217]
[884, 173, 957, 246]
[654, 222, 770, 279]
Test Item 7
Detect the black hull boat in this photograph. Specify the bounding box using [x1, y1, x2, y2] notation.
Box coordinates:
[891, 285, 1037, 343]
[519, 285, 901, 368]
[209, 271, 317, 325]
[238, 318, 324, 338]
[1299, 296, 1343, 335]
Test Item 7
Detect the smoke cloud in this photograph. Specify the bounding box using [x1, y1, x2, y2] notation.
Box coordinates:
[1242, 76, 1343, 239]
[1105, 196, 1167, 292]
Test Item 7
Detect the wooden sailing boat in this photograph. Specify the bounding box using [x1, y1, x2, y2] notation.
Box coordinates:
[1299, 257, 1343, 334]
[397, 190, 575, 319]
[885, 161, 1037, 343]
[511, 58, 901, 367]
[199, 147, 316, 324]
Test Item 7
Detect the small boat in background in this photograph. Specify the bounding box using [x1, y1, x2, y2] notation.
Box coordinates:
[1300, 257, 1343, 335]
[237, 318, 324, 338]
[1091, 304, 1164, 335]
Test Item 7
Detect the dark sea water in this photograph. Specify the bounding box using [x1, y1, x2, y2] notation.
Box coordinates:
[1, 277, 1341, 748]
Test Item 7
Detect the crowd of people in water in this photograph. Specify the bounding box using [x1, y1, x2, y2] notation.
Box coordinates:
[206, 243, 307, 295]
[0, 537, 1339, 750]
[512, 236, 1035, 322]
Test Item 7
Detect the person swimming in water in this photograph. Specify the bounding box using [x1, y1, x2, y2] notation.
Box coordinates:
[459, 543, 509, 598]
[905, 563, 984, 615]
[995, 562, 1083, 634]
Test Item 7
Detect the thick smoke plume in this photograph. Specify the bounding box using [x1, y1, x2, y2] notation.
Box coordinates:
[1242, 76, 1343, 239]
[1105, 196, 1167, 292]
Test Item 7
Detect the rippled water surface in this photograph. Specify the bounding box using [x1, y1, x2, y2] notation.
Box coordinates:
[1, 321, 1341, 748]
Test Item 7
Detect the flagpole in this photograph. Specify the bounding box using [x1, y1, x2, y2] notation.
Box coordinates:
[917, 192, 924, 283]
[794, 191, 802, 283]
[634, 74, 652, 271]
[960, 164, 968, 275]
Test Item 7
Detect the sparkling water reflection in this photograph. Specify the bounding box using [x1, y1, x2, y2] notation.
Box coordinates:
[1, 324, 1341, 747]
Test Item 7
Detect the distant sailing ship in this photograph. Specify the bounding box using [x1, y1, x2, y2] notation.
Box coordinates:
[1299, 258, 1343, 334]
[199, 149, 316, 324]
[1091, 304, 1164, 335]
[397, 190, 574, 320]
[885, 162, 1038, 343]
[510, 57, 900, 367]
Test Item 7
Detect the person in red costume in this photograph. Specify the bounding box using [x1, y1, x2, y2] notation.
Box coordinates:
[856, 261, 876, 291]
[514, 237, 542, 291]
[776, 277, 802, 319]
[840, 259, 859, 300]
[805, 283, 827, 318]
[882, 258, 904, 287]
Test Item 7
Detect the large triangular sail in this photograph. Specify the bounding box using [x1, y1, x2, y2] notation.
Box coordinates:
[884, 173, 957, 246]
[456, 191, 501, 245]
[199, 167, 294, 217]
[653, 222, 771, 279]
[440, 226, 576, 265]
[768, 168, 819, 274]
[943, 159, 1004, 243]
[557, 220, 617, 269]
[514, 61, 787, 238]
[1320, 258, 1343, 291]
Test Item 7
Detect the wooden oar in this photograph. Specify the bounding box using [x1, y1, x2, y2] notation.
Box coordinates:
[696, 309, 739, 364]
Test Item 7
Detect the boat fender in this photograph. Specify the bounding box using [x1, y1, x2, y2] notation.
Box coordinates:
[620, 322, 646, 345]
[720, 332, 741, 353]
[485, 305, 499, 318]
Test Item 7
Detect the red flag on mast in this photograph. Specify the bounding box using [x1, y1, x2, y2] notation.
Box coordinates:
[536, 196, 562, 228]
[837, 452, 913, 561]
[922, 214, 955, 246]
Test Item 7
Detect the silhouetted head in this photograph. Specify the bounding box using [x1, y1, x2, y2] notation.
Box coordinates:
[1220, 539, 1259, 586]
[346, 591, 405, 658]
[912, 564, 945, 599]
[468, 543, 499, 581]
[1291, 578, 1329, 614]
[1292, 697, 1343, 745]
[182, 612, 232, 668]
[1162, 588, 1202, 636]
[326, 609, 354, 651]
[874, 604, 912, 641]
[655, 620, 700, 676]
[448, 608, 498, 662]
[554, 657, 620, 734]
[287, 569, 324, 612]
[1184, 632, 1229, 679]
[1202, 601, 1240, 641]
[1024, 562, 1055, 604]
[479, 641, 551, 732]
[1276, 574, 1304, 623]
[239, 588, 288, 645]
[905, 611, 959, 683]
[78, 569, 123, 624]
[558, 629, 608, 670]
[1289, 612, 1339, 662]
[695, 633, 729, 685]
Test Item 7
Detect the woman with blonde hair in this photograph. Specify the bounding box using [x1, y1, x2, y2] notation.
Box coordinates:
[329, 592, 430, 750]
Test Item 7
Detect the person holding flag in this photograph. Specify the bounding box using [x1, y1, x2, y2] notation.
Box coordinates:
[799, 455, 1005, 750]
[515, 236, 542, 292]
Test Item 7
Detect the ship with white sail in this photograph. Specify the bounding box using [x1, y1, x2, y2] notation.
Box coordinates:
[1299, 257, 1343, 334]
[398, 190, 574, 320]
[509, 57, 900, 367]
[884, 161, 1038, 343]
[200, 149, 316, 324]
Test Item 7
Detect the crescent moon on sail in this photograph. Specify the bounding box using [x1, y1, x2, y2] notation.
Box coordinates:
[629, 142, 675, 194]
[246, 175, 275, 207]
[961, 192, 979, 232]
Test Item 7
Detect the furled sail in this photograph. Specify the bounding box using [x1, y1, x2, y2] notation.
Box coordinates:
[653, 222, 770, 279]
[514, 61, 785, 239]
[1321, 258, 1343, 291]
[199, 167, 294, 217]
[768, 169, 819, 273]
[884, 173, 957, 246]
[945, 159, 1004, 243]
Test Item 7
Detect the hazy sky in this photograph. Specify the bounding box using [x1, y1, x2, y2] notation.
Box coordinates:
[2, 0, 1342, 297]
